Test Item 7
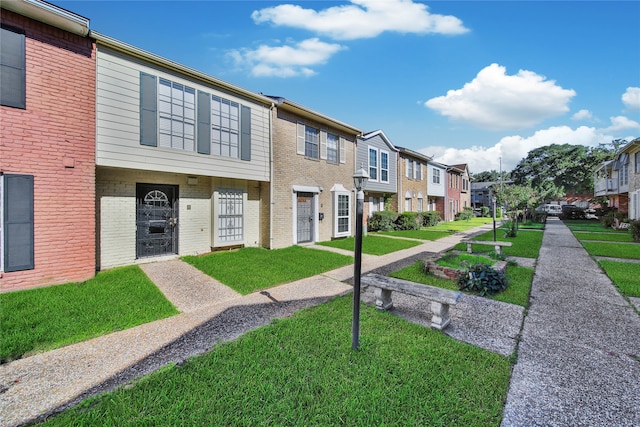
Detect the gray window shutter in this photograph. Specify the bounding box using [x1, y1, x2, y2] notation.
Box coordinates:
[3, 174, 34, 272]
[0, 27, 26, 109]
[240, 105, 251, 161]
[197, 91, 211, 155]
[139, 72, 157, 146]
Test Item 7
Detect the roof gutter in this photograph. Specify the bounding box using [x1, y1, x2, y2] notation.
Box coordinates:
[2, 0, 89, 36]
[269, 97, 362, 136]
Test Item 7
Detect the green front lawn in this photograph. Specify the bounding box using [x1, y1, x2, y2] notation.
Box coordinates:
[564, 220, 627, 233]
[317, 235, 422, 255]
[452, 229, 543, 259]
[0, 266, 179, 363]
[376, 229, 453, 240]
[573, 232, 634, 242]
[598, 260, 640, 298]
[581, 241, 640, 260]
[183, 246, 353, 295]
[428, 217, 494, 232]
[42, 296, 511, 427]
[390, 261, 534, 307]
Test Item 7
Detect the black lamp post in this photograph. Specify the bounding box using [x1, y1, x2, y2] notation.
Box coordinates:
[352, 167, 369, 350]
[492, 194, 497, 242]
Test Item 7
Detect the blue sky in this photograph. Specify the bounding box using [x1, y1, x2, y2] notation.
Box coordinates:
[56, 0, 640, 173]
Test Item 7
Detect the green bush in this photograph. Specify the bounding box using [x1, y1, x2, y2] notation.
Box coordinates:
[455, 207, 474, 221]
[458, 263, 509, 296]
[368, 211, 398, 232]
[601, 211, 627, 228]
[422, 211, 441, 227]
[395, 212, 421, 230]
[631, 220, 640, 242]
[481, 206, 490, 217]
[532, 211, 547, 223]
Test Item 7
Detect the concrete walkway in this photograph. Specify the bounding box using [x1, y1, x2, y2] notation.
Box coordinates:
[0, 223, 496, 427]
[502, 218, 640, 426]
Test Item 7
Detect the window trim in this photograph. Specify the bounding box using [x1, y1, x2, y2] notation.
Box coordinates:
[380, 150, 389, 184]
[304, 125, 320, 160]
[2, 174, 35, 272]
[331, 187, 351, 238]
[326, 132, 339, 164]
[368, 146, 379, 182]
[215, 188, 244, 245]
[432, 168, 440, 184]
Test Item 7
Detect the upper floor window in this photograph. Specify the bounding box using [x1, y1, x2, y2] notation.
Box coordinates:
[406, 158, 414, 179]
[380, 151, 389, 183]
[1, 26, 26, 109]
[369, 147, 378, 181]
[327, 133, 339, 164]
[432, 168, 440, 184]
[211, 96, 239, 158]
[636, 152, 640, 174]
[415, 162, 422, 180]
[158, 79, 196, 151]
[305, 126, 319, 159]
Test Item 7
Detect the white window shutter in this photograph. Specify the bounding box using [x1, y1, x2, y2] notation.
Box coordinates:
[296, 122, 305, 155]
[405, 158, 410, 178]
[320, 131, 327, 160]
[339, 137, 346, 163]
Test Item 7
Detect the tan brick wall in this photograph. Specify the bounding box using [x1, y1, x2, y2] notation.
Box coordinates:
[397, 154, 427, 213]
[269, 108, 357, 249]
[1, 10, 96, 291]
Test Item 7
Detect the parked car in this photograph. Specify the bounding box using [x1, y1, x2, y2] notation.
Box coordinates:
[536, 204, 563, 216]
[560, 205, 586, 220]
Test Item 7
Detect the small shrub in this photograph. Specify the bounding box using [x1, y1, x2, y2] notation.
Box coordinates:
[458, 263, 509, 296]
[481, 206, 490, 217]
[368, 211, 398, 232]
[532, 211, 547, 223]
[422, 211, 441, 227]
[395, 212, 420, 230]
[455, 207, 474, 221]
[631, 220, 640, 242]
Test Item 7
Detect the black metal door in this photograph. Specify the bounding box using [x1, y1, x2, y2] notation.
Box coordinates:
[136, 184, 178, 258]
[296, 192, 314, 243]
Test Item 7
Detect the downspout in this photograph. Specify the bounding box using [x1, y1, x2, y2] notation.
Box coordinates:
[269, 102, 275, 249]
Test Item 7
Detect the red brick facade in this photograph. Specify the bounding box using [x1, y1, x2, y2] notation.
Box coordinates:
[1, 10, 96, 291]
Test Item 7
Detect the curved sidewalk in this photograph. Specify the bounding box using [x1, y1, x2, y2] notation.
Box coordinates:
[502, 218, 640, 426]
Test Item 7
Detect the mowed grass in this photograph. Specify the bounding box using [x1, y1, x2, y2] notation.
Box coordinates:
[598, 260, 640, 297]
[376, 229, 453, 240]
[0, 266, 179, 363]
[436, 253, 494, 268]
[564, 220, 627, 233]
[573, 232, 634, 242]
[183, 246, 352, 295]
[41, 296, 511, 427]
[317, 235, 422, 255]
[391, 261, 534, 307]
[452, 229, 543, 259]
[581, 241, 640, 260]
[428, 217, 494, 232]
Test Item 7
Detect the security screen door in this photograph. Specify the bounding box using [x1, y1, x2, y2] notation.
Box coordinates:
[136, 184, 178, 258]
[296, 192, 314, 243]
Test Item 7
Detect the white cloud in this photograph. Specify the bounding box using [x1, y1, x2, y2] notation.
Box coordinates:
[622, 87, 640, 110]
[571, 109, 592, 120]
[419, 125, 616, 173]
[602, 115, 640, 133]
[251, 0, 469, 40]
[227, 38, 345, 77]
[425, 64, 576, 130]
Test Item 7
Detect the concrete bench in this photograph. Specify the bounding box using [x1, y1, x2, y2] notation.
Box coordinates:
[361, 273, 462, 330]
[463, 239, 512, 255]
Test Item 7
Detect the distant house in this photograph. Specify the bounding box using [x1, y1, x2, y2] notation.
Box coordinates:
[395, 147, 431, 214]
[93, 32, 273, 270]
[594, 137, 640, 218]
[471, 181, 498, 208]
[427, 160, 447, 220]
[446, 165, 464, 221]
[1, 1, 96, 291]
[356, 130, 398, 221]
[268, 97, 361, 248]
[452, 163, 471, 210]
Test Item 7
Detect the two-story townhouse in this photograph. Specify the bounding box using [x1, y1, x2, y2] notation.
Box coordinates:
[357, 130, 398, 222]
[597, 137, 640, 219]
[446, 165, 464, 221]
[452, 164, 471, 210]
[427, 160, 447, 220]
[93, 33, 273, 269]
[1, 1, 96, 291]
[268, 97, 361, 249]
[394, 147, 430, 214]
[625, 138, 640, 219]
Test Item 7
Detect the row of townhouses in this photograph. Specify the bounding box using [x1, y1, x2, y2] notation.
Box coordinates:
[593, 138, 640, 219]
[0, 1, 471, 292]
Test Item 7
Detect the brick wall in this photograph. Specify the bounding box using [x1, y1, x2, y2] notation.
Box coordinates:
[396, 154, 427, 213]
[0, 10, 96, 291]
[270, 108, 356, 249]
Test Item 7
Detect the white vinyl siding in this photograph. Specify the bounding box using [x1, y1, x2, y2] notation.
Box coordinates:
[95, 47, 270, 182]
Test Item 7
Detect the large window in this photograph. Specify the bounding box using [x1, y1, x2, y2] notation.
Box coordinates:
[415, 162, 422, 180]
[327, 133, 338, 164]
[380, 151, 389, 183]
[218, 189, 243, 242]
[369, 147, 378, 181]
[417, 197, 423, 212]
[0, 26, 26, 109]
[2, 174, 34, 272]
[211, 96, 239, 158]
[332, 188, 351, 238]
[158, 78, 195, 151]
[337, 194, 349, 234]
[433, 168, 440, 184]
[406, 159, 413, 179]
[305, 126, 319, 159]
[405, 197, 412, 212]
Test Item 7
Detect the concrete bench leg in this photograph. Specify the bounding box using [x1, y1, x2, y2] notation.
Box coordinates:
[430, 301, 451, 330]
[494, 245, 502, 255]
[466, 243, 473, 254]
[374, 288, 393, 311]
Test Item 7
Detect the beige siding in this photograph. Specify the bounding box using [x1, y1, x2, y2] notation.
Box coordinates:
[96, 47, 270, 182]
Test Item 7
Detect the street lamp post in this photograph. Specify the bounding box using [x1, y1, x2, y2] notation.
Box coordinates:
[492, 194, 497, 242]
[352, 168, 369, 350]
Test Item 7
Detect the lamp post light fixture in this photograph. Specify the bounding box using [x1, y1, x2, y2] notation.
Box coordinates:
[492, 194, 497, 242]
[352, 167, 369, 350]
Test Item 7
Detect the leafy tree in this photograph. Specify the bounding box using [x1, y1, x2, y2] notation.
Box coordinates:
[471, 170, 510, 182]
[511, 143, 618, 194]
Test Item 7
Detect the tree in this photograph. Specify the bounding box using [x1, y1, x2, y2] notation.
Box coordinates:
[511, 143, 617, 195]
[471, 170, 510, 183]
